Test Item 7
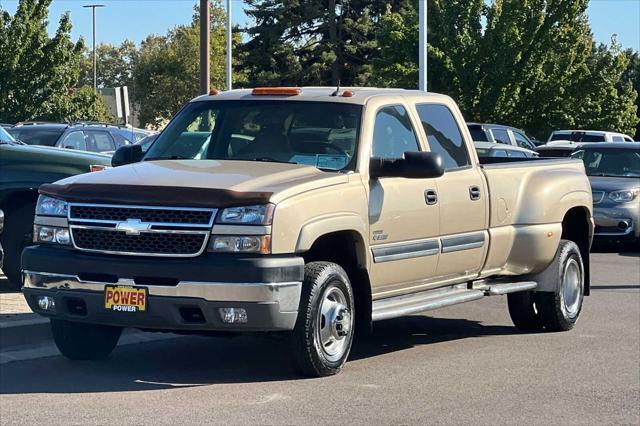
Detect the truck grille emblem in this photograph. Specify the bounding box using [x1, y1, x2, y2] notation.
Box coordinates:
[115, 218, 152, 236]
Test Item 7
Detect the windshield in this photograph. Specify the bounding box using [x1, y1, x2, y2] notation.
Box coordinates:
[571, 148, 640, 178]
[145, 100, 362, 171]
[0, 126, 16, 143]
[8, 127, 64, 146]
[550, 132, 605, 142]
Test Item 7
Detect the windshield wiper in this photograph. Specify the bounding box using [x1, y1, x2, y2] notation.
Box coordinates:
[249, 157, 296, 164]
[146, 155, 192, 161]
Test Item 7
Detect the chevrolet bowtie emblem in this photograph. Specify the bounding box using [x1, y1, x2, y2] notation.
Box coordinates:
[115, 218, 151, 236]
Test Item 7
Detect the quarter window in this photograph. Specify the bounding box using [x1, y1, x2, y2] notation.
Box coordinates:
[372, 105, 420, 159]
[513, 131, 534, 150]
[416, 104, 470, 170]
[86, 131, 116, 152]
[60, 131, 87, 151]
[491, 129, 511, 145]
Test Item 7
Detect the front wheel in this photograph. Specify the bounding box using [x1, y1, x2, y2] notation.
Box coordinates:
[51, 319, 122, 360]
[291, 262, 355, 377]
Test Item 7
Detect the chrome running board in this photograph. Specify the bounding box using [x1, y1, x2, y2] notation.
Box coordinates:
[372, 280, 538, 321]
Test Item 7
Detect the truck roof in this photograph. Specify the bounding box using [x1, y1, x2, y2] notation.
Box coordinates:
[191, 87, 450, 105]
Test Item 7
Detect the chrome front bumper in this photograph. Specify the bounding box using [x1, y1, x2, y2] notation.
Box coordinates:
[22, 271, 302, 331]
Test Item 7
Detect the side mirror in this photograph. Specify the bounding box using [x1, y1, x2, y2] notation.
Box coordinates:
[370, 151, 445, 179]
[112, 144, 143, 167]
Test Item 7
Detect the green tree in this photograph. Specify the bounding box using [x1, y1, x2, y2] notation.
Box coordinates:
[240, 0, 408, 86]
[621, 49, 640, 139]
[132, 1, 243, 127]
[371, 0, 638, 139]
[0, 0, 109, 123]
[79, 40, 139, 89]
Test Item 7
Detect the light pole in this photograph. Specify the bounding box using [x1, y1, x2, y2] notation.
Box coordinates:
[418, 0, 427, 91]
[83, 4, 104, 94]
[199, 0, 210, 95]
[226, 0, 232, 90]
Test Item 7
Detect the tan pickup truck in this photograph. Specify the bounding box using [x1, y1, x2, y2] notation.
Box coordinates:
[22, 87, 593, 377]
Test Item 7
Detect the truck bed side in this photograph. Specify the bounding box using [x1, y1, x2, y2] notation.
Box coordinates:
[480, 158, 592, 277]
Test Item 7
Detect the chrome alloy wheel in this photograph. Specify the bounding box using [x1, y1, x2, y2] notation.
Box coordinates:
[561, 257, 583, 318]
[315, 284, 353, 362]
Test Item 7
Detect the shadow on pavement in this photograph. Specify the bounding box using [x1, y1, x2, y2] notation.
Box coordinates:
[0, 315, 516, 394]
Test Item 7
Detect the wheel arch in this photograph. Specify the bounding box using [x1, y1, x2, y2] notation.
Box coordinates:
[300, 229, 373, 336]
[561, 206, 593, 295]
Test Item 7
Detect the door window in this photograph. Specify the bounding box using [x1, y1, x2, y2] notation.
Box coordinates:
[86, 131, 116, 152]
[372, 105, 420, 159]
[60, 131, 87, 150]
[513, 131, 534, 149]
[416, 104, 471, 170]
[491, 129, 511, 145]
[612, 136, 625, 142]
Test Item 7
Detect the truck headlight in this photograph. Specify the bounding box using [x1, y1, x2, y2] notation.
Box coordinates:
[608, 188, 639, 203]
[208, 235, 271, 254]
[34, 225, 71, 245]
[36, 195, 69, 217]
[216, 204, 274, 225]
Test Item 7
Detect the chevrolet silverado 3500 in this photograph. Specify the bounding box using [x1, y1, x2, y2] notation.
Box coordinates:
[22, 87, 593, 377]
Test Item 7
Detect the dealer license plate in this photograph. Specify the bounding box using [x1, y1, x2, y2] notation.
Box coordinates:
[104, 285, 147, 313]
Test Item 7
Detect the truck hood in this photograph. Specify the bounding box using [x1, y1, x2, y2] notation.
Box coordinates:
[48, 159, 349, 205]
[589, 176, 640, 192]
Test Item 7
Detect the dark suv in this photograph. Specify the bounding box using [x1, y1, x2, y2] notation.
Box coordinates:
[8, 122, 132, 154]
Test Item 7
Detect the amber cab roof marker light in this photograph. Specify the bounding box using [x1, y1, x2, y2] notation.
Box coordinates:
[209, 89, 220, 96]
[341, 90, 354, 97]
[251, 87, 302, 96]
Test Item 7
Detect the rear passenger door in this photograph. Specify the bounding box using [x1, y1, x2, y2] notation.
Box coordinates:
[415, 103, 488, 281]
[368, 105, 440, 295]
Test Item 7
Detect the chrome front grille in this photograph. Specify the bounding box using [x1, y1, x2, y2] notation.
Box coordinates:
[68, 203, 216, 257]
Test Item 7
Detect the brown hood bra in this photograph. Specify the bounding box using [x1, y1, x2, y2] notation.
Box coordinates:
[39, 183, 273, 208]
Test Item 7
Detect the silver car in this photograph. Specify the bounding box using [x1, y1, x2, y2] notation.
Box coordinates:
[571, 143, 640, 246]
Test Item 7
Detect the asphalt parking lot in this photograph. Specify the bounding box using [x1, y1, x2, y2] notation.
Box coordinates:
[0, 249, 638, 425]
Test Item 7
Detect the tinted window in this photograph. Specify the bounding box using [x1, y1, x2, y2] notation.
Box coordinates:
[551, 132, 605, 142]
[577, 148, 640, 178]
[493, 150, 508, 157]
[87, 131, 116, 152]
[468, 125, 488, 141]
[513, 132, 534, 149]
[146, 101, 362, 171]
[372, 105, 419, 159]
[416, 104, 470, 170]
[0, 126, 15, 142]
[491, 129, 511, 145]
[612, 136, 624, 142]
[9, 127, 64, 146]
[536, 149, 573, 158]
[60, 131, 87, 150]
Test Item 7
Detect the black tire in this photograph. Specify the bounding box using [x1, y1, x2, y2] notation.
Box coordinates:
[507, 290, 543, 331]
[533, 240, 585, 332]
[0, 201, 37, 289]
[51, 319, 122, 360]
[291, 262, 355, 377]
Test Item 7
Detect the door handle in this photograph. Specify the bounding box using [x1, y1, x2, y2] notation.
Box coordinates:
[469, 185, 481, 201]
[425, 189, 438, 205]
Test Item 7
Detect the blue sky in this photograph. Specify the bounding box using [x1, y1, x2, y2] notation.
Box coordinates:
[1, 0, 638, 51]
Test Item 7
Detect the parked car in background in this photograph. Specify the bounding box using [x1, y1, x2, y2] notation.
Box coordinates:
[8, 122, 132, 154]
[549, 130, 634, 143]
[474, 141, 538, 158]
[1, 123, 14, 130]
[535, 140, 582, 157]
[570, 143, 640, 246]
[118, 126, 154, 143]
[467, 123, 537, 150]
[0, 133, 112, 288]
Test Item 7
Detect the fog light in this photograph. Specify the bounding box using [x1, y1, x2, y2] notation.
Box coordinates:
[55, 228, 71, 245]
[219, 307, 248, 324]
[37, 296, 56, 312]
